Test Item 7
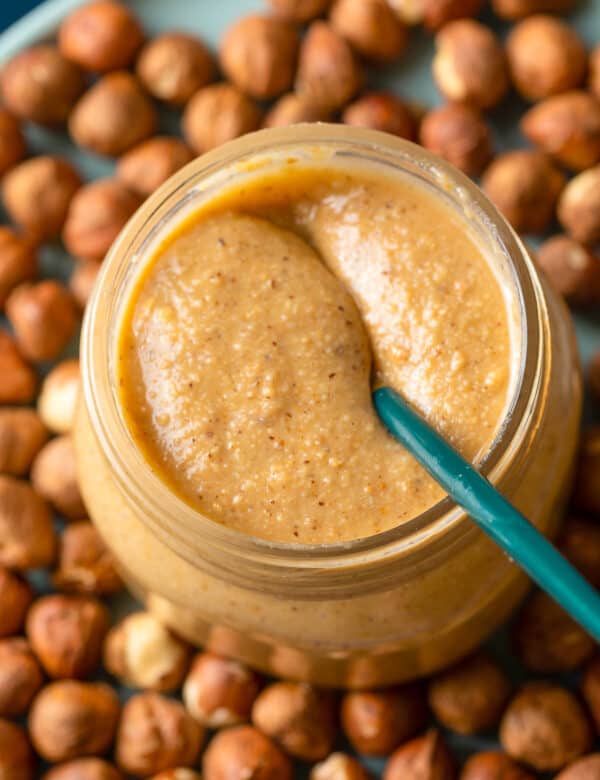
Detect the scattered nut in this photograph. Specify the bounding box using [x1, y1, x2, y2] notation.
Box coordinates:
[582, 656, 600, 734]
[0, 638, 44, 717]
[58, 0, 144, 72]
[559, 517, 600, 588]
[0, 331, 37, 404]
[149, 772, 201, 780]
[0, 475, 55, 570]
[203, 725, 292, 780]
[558, 166, 600, 246]
[383, 730, 456, 780]
[116, 137, 194, 198]
[460, 751, 535, 780]
[572, 426, 600, 514]
[70, 260, 101, 309]
[386, 0, 426, 24]
[555, 755, 600, 780]
[37, 359, 80, 435]
[311, 753, 372, 780]
[263, 93, 332, 127]
[330, 0, 408, 64]
[590, 45, 600, 101]
[0, 719, 34, 780]
[0, 567, 33, 637]
[43, 758, 124, 780]
[267, 0, 331, 21]
[31, 435, 86, 520]
[53, 521, 122, 596]
[343, 92, 415, 139]
[536, 236, 600, 306]
[0, 109, 26, 177]
[421, 0, 484, 30]
[0, 408, 47, 476]
[0, 228, 38, 312]
[419, 103, 492, 176]
[492, 0, 576, 20]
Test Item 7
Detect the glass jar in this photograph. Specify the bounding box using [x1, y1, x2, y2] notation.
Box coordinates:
[74, 125, 581, 688]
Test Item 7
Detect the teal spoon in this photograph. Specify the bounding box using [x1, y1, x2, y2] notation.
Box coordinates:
[374, 385, 600, 643]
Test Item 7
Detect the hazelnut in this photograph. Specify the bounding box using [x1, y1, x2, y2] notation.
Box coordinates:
[0, 567, 33, 637]
[53, 521, 122, 596]
[0, 408, 47, 476]
[386, 0, 426, 24]
[0, 331, 37, 404]
[536, 236, 600, 306]
[29, 680, 120, 762]
[432, 20, 508, 110]
[341, 683, 428, 756]
[220, 16, 300, 100]
[31, 435, 86, 520]
[506, 16, 586, 102]
[0, 109, 25, 177]
[43, 758, 124, 780]
[295, 21, 364, 110]
[383, 730, 456, 780]
[267, 0, 331, 21]
[2, 156, 81, 241]
[136, 32, 214, 106]
[116, 692, 204, 776]
[481, 150, 565, 234]
[421, 0, 484, 31]
[63, 179, 142, 262]
[116, 137, 194, 198]
[37, 359, 80, 435]
[311, 753, 372, 780]
[460, 751, 535, 780]
[26, 593, 109, 679]
[0, 638, 44, 716]
[58, 0, 144, 72]
[590, 45, 600, 101]
[559, 517, 600, 588]
[70, 261, 101, 309]
[492, 0, 576, 20]
[343, 93, 416, 140]
[263, 93, 332, 127]
[419, 104, 492, 176]
[427, 651, 511, 735]
[0, 719, 34, 780]
[149, 772, 202, 780]
[0, 475, 55, 570]
[573, 426, 600, 513]
[203, 725, 292, 780]
[555, 755, 600, 780]
[330, 0, 408, 64]
[499, 682, 592, 771]
[0, 228, 38, 311]
[521, 91, 600, 172]
[558, 166, 600, 246]
[182, 83, 262, 155]
[69, 72, 157, 157]
[183, 651, 261, 728]
[0, 45, 85, 126]
[582, 656, 600, 733]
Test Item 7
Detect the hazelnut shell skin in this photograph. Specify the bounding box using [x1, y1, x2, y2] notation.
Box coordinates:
[0, 407, 48, 476]
[37, 359, 80, 436]
[0, 109, 26, 176]
[460, 751, 535, 780]
[329, 0, 408, 64]
[0, 638, 44, 717]
[53, 521, 122, 596]
[263, 93, 332, 128]
[343, 93, 416, 140]
[42, 758, 124, 780]
[536, 235, 600, 306]
[559, 517, 600, 589]
[202, 725, 293, 780]
[582, 656, 600, 734]
[0, 228, 38, 312]
[0, 567, 33, 637]
[590, 45, 600, 101]
[572, 426, 600, 514]
[419, 103, 492, 176]
[70, 261, 101, 310]
[0, 475, 56, 571]
[0, 332, 37, 405]
[422, 0, 484, 31]
[383, 730, 455, 780]
[492, 0, 576, 19]
[0, 719, 34, 780]
[31, 435, 86, 520]
[267, 0, 332, 21]
[557, 166, 600, 246]
[555, 755, 600, 780]
[116, 137, 194, 198]
[311, 753, 372, 780]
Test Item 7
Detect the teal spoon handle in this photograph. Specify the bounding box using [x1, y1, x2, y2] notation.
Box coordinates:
[374, 385, 600, 643]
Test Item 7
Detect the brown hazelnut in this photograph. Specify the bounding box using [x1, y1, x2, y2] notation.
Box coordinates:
[63, 179, 142, 262]
[263, 93, 332, 127]
[0, 719, 34, 780]
[149, 772, 202, 780]
[29, 680, 120, 762]
[559, 518, 600, 588]
[558, 166, 600, 246]
[433, 20, 508, 110]
[536, 235, 600, 306]
[116, 692, 204, 776]
[2, 156, 81, 241]
[295, 21, 364, 110]
[582, 656, 600, 733]
[104, 611, 190, 692]
[31, 435, 86, 520]
[0, 228, 37, 311]
[499, 682, 592, 771]
[0, 567, 33, 637]
[311, 753, 372, 780]
[428, 651, 511, 735]
[341, 684, 428, 756]
[330, 0, 408, 64]
[590, 45, 600, 101]
[183, 651, 261, 728]
[460, 751, 535, 780]
[492, 0, 576, 19]
[26, 593, 109, 679]
[70, 260, 101, 310]
[0, 475, 55, 570]
[343, 92, 415, 139]
[220, 16, 300, 100]
[203, 725, 293, 780]
[589, 352, 600, 399]
[0, 638, 44, 716]
[0, 408, 47, 476]
[383, 730, 456, 780]
[267, 0, 331, 21]
[37, 359, 80, 435]
[0, 109, 25, 177]
[481, 150, 565, 234]
[521, 91, 600, 172]
[555, 755, 600, 780]
[182, 83, 262, 154]
[0, 45, 85, 126]
[53, 521, 122, 596]
[421, 0, 484, 31]
[43, 758, 124, 780]
[116, 137, 194, 198]
[58, 0, 144, 73]
[0, 330, 37, 404]
[572, 426, 600, 513]
[386, 0, 426, 25]
[419, 103, 492, 176]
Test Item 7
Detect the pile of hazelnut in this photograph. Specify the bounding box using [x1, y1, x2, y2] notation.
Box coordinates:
[0, 0, 600, 778]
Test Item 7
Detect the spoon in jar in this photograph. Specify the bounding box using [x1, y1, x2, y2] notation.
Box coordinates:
[374, 385, 600, 643]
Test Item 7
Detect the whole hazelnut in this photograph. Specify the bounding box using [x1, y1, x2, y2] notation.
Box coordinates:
[582, 656, 600, 733]
[183, 651, 261, 728]
[0, 330, 37, 404]
[264, 93, 332, 127]
[559, 518, 600, 588]
[63, 179, 142, 262]
[499, 682, 592, 771]
[386, 0, 426, 25]
[428, 651, 511, 735]
[58, 0, 144, 72]
[267, 0, 331, 21]
[343, 93, 415, 140]
[295, 21, 364, 110]
[26, 593, 109, 679]
[0, 109, 25, 177]
[506, 16, 586, 102]
[330, 0, 408, 64]
[590, 45, 600, 101]
[2, 156, 81, 241]
[116, 137, 194, 198]
[573, 426, 600, 513]
[0, 228, 37, 311]
[341, 684, 428, 756]
[0, 638, 44, 716]
[43, 758, 124, 780]
[419, 104, 492, 176]
[37, 359, 80, 435]
[433, 20, 508, 110]
[0, 408, 47, 476]
[149, 772, 202, 780]
[29, 680, 120, 762]
[558, 166, 600, 246]
[0, 475, 55, 570]
[311, 753, 372, 780]
[0, 719, 34, 780]
[421, 0, 484, 31]
[0, 45, 85, 126]
[182, 83, 262, 154]
[481, 150, 565, 234]
[31, 435, 86, 520]
[70, 260, 101, 309]
[136, 32, 214, 106]
[521, 91, 600, 172]
[383, 730, 456, 780]
[460, 752, 535, 780]
[203, 725, 292, 780]
[115, 692, 204, 776]
[555, 755, 600, 780]
[0, 567, 33, 637]
[492, 0, 576, 19]
[53, 521, 122, 596]
[220, 16, 300, 100]
[536, 236, 600, 306]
